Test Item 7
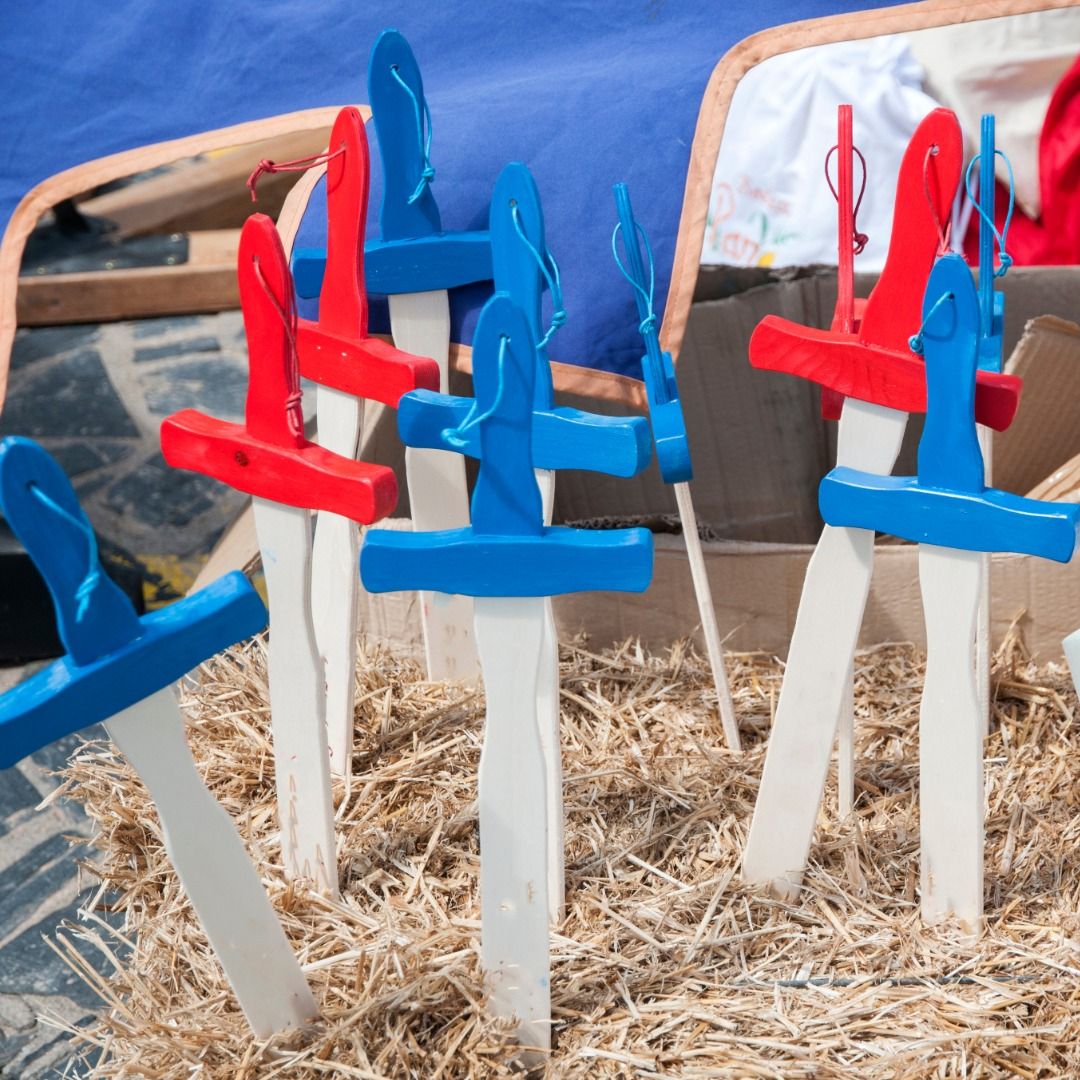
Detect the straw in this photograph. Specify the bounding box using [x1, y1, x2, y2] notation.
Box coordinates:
[44, 625, 1080, 1077]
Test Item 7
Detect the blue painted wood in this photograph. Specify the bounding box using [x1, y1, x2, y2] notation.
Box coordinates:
[364, 232, 493, 294]
[368, 28, 441, 242]
[612, 183, 691, 483]
[820, 469, 1079, 562]
[976, 114, 1004, 373]
[361, 294, 653, 597]
[819, 256, 1080, 562]
[291, 247, 328, 300]
[915, 255, 984, 494]
[490, 162, 551, 407]
[293, 30, 496, 296]
[397, 391, 651, 476]
[0, 436, 140, 667]
[0, 437, 268, 768]
[393, 161, 653, 478]
[293, 236, 493, 298]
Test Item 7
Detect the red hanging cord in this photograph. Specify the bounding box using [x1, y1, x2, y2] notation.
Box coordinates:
[922, 143, 952, 256]
[825, 144, 869, 256]
[246, 146, 346, 202]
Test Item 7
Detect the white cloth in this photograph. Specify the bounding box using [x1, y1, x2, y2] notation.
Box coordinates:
[702, 36, 941, 271]
[907, 7, 1080, 220]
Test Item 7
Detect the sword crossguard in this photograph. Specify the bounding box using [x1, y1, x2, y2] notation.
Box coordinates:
[397, 162, 653, 477]
[749, 108, 1022, 431]
[161, 215, 398, 523]
[0, 437, 267, 768]
[362, 294, 654, 597]
[819, 256, 1080, 562]
[293, 107, 441, 405]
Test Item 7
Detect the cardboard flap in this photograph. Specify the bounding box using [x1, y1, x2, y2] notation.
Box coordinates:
[996, 315, 1080, 497]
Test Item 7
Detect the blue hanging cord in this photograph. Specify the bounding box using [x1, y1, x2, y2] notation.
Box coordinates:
[908, 290, 955, 355]
[510, 206, 566, 348]
[442, 335, 510, 448]
[964, 150, 1015, 278]
[390, 65, 435, 204]
[610, 220, 658, 338]
[28, 483, 100, 621]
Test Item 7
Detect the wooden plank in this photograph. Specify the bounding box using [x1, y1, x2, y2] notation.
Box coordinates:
[191, 501, 258, 594]
[187, 228, 242, 265]
[1029, 451, 1080, 501]
[76, 129, 333, 238]
[16, 230, 240, 326]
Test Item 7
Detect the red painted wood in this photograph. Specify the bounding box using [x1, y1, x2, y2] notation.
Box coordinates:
[161, 410, 396, 522]
[860, 107, 962, 354]
[160, 213, 398, 521]
[751, 316, 1021, 432]
[821, 104, 857, 423]
[751, 108, 1023, 429]
[297, 323, 439, 406]
[835, 104, 856, 336]
[238, 214, 306, 448]
[319, 106, 368, 340]
[294, 107, 440, 403]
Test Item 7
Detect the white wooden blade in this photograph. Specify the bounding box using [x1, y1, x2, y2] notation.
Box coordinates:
[832, 398, 908, 817]
[253, 497, 338, 897]
[673, 480, 739, 750]
[533, 467, 564, 925]
[1064, 627, 1080, 691]
[536, 602, 563, 926]
[918, 544, 984, 932]
[976, 424, 993, 738]
[311, 385, 364, 777]
[474, 596, 551, 1056]
[834, 399, 908, 474]
[743, 398, 906, 897]
[742, 523, 875, 895]
[390, 290, 478, 683]
[105, 687, 318, 1037]
[837, 664, 855, 819]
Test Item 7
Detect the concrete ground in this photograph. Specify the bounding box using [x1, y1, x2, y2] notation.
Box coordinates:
[1, 314, 250, 1074]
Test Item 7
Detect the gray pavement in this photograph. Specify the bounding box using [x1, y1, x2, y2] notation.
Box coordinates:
[1, 313, 252, 1075]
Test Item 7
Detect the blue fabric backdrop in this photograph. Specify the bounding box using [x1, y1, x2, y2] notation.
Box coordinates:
[1, 1, 907, 383]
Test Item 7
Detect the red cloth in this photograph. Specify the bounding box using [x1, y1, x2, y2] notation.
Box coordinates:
[964, 54, 1080, 266]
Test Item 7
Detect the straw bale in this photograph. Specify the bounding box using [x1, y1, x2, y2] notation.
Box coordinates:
[45, 627, 1080, 1077]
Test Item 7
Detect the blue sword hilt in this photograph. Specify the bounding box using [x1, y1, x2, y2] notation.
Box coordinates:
[292, 28, 492, 298]
[612, 182, 691, 483]
[820, 255, 1079, 561]
[397, 162, 653, 477]
[0, 437, 267, 768]
[361, 293, 653, 597]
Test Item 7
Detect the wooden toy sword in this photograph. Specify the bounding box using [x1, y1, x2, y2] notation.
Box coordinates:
[742, 108, 1023, 900]
[0, 437, 317, 1037]
[610, 181, 740, 751]
[820, 254, 1078, 929]
[162, 215, 400, 895]
[288, 106, 439, 775]
[296, 29, 494, 683]
[395, 162, 652, 921]
[363, 293, 653, 1056]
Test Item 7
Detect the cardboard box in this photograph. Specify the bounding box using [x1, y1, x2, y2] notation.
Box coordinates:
[360, 534, 1080, 665]
[213, 265, 1080, 663]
